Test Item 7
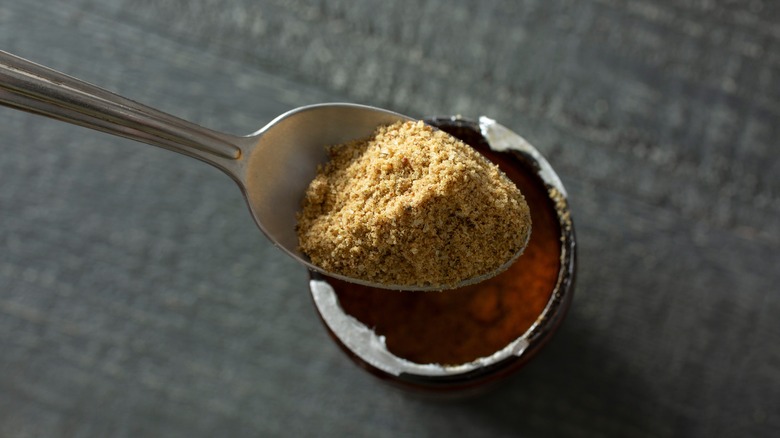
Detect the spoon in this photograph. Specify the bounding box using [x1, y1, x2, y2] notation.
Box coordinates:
[0, 50, 517, 291]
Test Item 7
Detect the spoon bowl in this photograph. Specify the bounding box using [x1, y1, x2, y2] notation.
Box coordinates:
[0, 50, 521, 291]
[239, 104, 413, 284]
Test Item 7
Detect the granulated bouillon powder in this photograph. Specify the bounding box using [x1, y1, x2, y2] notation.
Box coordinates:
[296, 120, 531, 287]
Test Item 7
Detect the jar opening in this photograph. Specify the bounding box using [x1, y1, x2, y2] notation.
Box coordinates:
[310, 117, 575, 381]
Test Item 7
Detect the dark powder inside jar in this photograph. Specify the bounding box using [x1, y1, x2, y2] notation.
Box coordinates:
[323, 122, 562, 365]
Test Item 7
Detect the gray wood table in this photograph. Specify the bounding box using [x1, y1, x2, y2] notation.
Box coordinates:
[1, 1, 777, 436]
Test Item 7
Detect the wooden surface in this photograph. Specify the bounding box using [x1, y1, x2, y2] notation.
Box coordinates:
[1, 1, 778, 436]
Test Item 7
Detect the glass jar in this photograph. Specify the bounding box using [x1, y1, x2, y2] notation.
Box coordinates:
[309, 116, 576, 395]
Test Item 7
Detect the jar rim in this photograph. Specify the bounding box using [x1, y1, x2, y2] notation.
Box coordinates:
[309, 116, 576, 383]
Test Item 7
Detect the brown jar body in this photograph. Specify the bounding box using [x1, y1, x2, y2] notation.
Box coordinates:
[309, 116, 576, 394]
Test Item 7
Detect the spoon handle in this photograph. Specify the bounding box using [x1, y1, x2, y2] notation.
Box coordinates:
[0, 50, 242, 166]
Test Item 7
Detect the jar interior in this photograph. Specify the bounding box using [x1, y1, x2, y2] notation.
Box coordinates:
[321, 119, 564, 366]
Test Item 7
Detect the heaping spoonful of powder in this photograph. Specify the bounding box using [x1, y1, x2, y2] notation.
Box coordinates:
[296, 120, 531, 289]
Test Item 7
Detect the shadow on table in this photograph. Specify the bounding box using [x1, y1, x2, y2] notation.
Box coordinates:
[414, 311, 665, 436]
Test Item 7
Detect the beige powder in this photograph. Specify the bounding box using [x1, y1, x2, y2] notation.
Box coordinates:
[297, 120, 531, 288]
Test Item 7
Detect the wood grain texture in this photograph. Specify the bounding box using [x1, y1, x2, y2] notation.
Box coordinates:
[1, 0, 778, 437]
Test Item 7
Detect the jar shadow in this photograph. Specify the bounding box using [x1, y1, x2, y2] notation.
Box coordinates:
[437, 314, 661, 435]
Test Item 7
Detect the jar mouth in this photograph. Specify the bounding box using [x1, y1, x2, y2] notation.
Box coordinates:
[308, 116, 576, 380]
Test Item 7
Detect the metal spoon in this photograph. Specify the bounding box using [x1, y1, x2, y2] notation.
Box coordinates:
[0, 50, 519, 291]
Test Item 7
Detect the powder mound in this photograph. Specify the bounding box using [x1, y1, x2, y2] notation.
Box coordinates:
[296, 120, 531, 288]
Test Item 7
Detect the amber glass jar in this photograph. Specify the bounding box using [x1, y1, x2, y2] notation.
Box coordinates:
[309, 116, 576, 394]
